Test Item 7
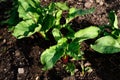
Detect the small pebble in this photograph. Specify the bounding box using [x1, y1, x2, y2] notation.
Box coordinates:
[3, 39, 6, 43]
[18, 68, 24, 74]
[36, 76, 39, 80]
[4, 68, 7, 71]
[96, 0, 104, 5]
[89, 0, 94, 3]
[85, 2, 92, 8]
[15, 50, 21, 57]
[78, 0, 82, 1]
[84, 62, 91, 67]
[75, 69, 78, 73]
[99, 2, 103, 5]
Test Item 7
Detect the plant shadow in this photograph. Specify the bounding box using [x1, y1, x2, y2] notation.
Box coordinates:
[84, 49, 120, 80]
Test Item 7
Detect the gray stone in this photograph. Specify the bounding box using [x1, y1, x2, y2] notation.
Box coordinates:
[18, 68, 24, 74]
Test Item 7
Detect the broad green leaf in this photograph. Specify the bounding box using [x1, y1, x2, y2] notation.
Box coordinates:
[65, 63, 75, 75]
[19, 0, 40, 8]
[18, 0, 39, 21]
[67, 39, 82, 60]
[40, 38, 67, 70]
[75, 26, 100, 42]
[91, 36, 120, 54]
[109, 11, 118, 29]
[55, 2, 69, 10]
[52, 28, 62, 41]
[41, 14, 55, 32]
[12, 20, 41, 39]
[67, 8, 95, 23]
[117, 36, 120, 44]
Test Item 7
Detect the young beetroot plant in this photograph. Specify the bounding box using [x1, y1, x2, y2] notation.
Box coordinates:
[41, 26, 100, 75]
[6, 0, 100, 75]
[91, 11, 120, 54]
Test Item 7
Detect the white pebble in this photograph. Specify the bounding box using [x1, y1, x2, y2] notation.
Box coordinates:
[18, 68, 24, 74]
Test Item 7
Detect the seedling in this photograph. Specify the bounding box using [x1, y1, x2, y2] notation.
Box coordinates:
[91, 11, 120, 54]
[7, 0, 98, 75]
[6, 1, 120, 76]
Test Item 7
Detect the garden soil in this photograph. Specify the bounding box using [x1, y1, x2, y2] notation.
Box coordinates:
[0, 0, 120, 80]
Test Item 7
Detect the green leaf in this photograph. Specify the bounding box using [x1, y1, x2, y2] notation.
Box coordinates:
[109, 11, 118, 29]
[117, 36, 120, 44]
[75, 26, 100, 42]
[65, 63, 75, 75]
[48, 2, 56, 12]
[41, 14, 55, 32]
[67, 8, 95, 23]
[18, 0, 39, 21]
[67, 39, 82, 60]
[12, 20, 41, 39]
[40, 38, 67, 70]
[91, 36, 120, 54]
[52, 28, 62, 41]
[55, 10, 62, 25]
[57, 38, 67, 44]
[55, 2, 69, 10]
[24, 0, 39, 8]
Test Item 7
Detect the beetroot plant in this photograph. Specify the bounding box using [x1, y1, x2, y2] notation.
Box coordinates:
[91, 11, 120, 54]
[6, 0, 101, 75]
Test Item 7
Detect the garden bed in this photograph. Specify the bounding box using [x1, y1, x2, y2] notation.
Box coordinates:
[0, 0, 120, 80]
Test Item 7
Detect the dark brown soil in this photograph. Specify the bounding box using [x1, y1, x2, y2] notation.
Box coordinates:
[1, 0, 120, 80]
